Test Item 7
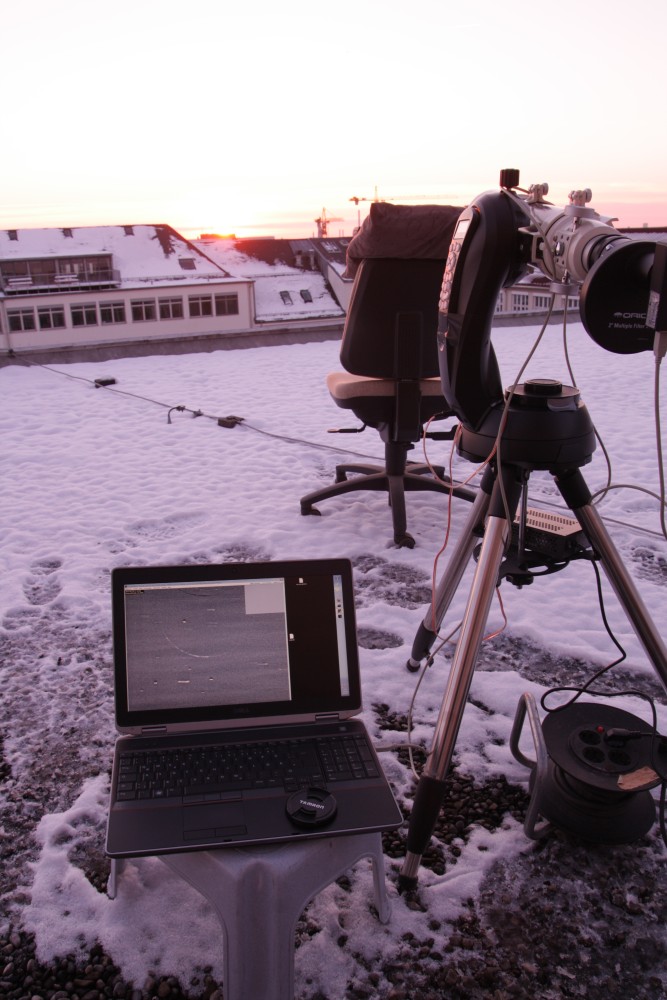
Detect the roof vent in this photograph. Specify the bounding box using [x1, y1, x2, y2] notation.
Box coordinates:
[62, 228, 73, 238]
[8, 229, 18, 241]
[123, 225, 135, 236]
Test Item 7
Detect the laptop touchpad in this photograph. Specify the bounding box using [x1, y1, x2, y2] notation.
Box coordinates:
[183, 801, 247, 840]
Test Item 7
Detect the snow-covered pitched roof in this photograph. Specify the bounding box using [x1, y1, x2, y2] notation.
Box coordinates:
[309, 237, 351, 278]
[194, 237, 345, 323]
[0, 224, 232, 286]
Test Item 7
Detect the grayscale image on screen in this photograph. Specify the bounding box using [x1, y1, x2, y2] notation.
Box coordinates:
[123, 579, 290, 712]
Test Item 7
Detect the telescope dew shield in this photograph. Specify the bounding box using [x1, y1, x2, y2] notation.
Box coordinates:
[647, 241, 667, 333]
[580, 239, 656, 354]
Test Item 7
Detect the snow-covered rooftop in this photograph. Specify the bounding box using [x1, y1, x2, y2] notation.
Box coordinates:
[195, 237, 345, 323]
[0, 224, 232, 287]
[1, 324, 666, 997]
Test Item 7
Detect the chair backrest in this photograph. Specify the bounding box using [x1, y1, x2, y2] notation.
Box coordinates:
[340, 258, 446, 380]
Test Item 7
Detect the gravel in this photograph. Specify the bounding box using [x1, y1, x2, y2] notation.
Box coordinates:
[2, 571, 666, 999]
[2, 731, 666, 999]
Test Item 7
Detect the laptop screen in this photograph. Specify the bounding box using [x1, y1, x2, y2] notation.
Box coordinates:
[111, 559, 362, 732]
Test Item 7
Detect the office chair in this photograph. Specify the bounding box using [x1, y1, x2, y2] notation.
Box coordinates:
[300, 238, 475, 547]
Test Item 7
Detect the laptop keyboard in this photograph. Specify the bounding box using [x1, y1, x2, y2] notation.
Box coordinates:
[116, 734, 381, 802]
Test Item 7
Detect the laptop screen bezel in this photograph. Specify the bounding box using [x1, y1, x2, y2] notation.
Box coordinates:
[111, 558, 363, 734]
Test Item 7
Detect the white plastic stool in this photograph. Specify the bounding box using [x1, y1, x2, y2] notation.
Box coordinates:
[108, 832, 391, 1000]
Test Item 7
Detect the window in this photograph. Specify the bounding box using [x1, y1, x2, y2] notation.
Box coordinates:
[56, 255, 113, 283]
[512, 293, 530, 312]
[35, 260, 57, 284]
[300, 289, 313, 303]
[71, 303, 98, 327]
[179, 258, 196, 270]
[58, 259, 81, 278]
[1, 260, 30, 279]
[534, 295, 552, 310]
[215, 293, 239, 316]
[567, 296, 579, 309]
[159, 297, 184, 320]
[2, 255, 114, 286]
[38, 306, 66, 329]
[100, 302, 126, 325]
[189, 295, 213, 317]
[8, 308, 36, 332]
[131, 299, 157, 322]
[280, 291, 293, 305]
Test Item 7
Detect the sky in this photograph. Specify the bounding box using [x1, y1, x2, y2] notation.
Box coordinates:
[2, 0, 667, 239]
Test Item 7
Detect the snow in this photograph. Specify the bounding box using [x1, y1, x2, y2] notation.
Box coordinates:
[0, 225, 229, 285]
[196, 238, 345, 322]
[1, 320, 666, 995]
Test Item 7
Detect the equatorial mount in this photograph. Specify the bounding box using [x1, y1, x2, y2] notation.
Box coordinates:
[457, 376, 597, 469]
[398, 171, 667, 890]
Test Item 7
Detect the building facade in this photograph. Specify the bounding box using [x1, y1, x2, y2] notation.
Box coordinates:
[0, 224, 258, 356]
[495, 270, 580, 317]
[3, 221, 665, 360]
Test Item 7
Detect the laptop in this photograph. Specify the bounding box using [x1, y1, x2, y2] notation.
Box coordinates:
[106, 558, 402, 857]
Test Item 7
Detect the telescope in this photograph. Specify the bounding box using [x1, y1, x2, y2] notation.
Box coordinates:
[438, 168, 661, 453]
[399, 171, 667, 890]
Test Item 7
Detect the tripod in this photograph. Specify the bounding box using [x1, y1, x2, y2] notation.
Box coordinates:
[398, 379, 667, 889]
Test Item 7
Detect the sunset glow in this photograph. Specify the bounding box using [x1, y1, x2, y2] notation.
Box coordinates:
[2, 0, 666, 238]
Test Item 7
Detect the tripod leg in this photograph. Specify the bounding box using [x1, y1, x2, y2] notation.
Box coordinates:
[399, 467, 524, 890]
[407, 467, 495, 670]
[556, 468, 667, 690]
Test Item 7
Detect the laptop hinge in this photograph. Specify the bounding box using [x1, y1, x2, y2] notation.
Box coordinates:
[315, 713, 340, 722]
[140, 725, 168, 734]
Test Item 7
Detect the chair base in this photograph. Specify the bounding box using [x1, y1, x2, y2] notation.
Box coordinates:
[301, 458, 473, 548]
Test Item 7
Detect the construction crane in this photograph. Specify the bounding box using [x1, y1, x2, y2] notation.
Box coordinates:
[349, 188, 384, 228]
[314, 208, 343, 238]
[351, 188, 452, 206]
[349, 186, 383, 205]
[386, 192, 453, 202]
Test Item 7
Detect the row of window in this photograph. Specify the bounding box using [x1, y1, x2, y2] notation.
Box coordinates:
[0, 252, 198, 287]
[0, 253, 115, 287]
[496, 292, 580, 313]
[6, 293, 239, 333]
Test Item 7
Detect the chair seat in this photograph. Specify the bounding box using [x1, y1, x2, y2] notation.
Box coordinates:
[326, 371, 445, 401]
